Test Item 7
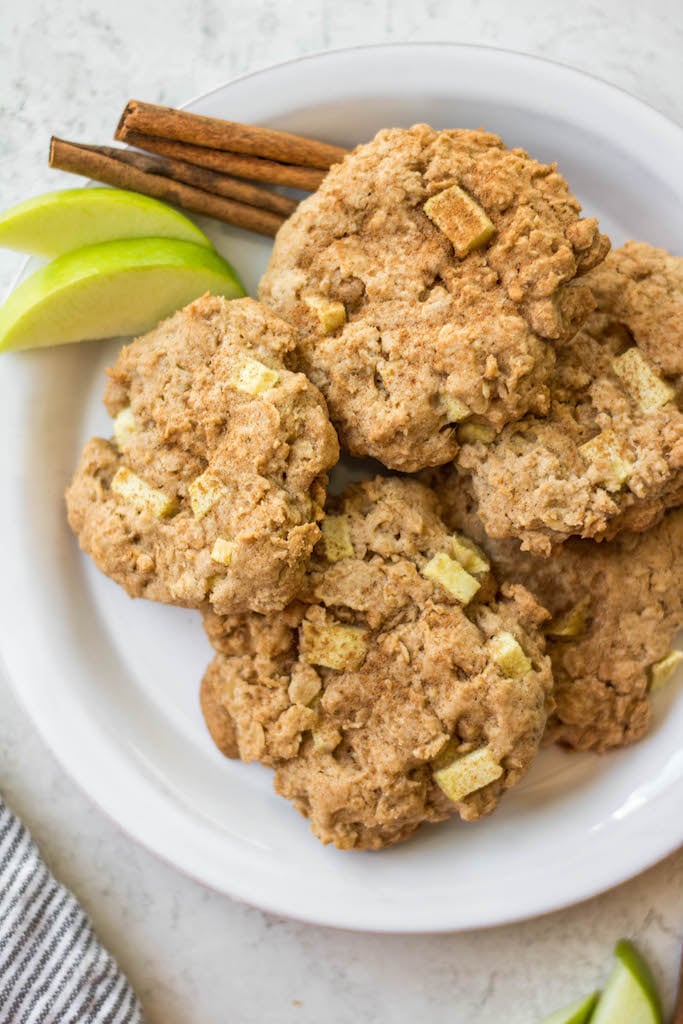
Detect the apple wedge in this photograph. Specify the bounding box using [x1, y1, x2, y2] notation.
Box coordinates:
[591, 940, 663, 1024]
[0, 188, 212, 257]
[539, 991, 599, 1024]
[0, 237, 244, 352]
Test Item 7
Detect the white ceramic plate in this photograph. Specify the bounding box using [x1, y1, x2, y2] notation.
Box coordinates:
[2, 43, 683, 933]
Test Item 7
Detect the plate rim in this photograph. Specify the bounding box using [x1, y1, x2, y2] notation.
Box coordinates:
[187, 38, 683, 138]
[2, 40, 683, 933]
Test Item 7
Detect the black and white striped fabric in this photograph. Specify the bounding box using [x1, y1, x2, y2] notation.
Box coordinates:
[0, 796, 144, 1024]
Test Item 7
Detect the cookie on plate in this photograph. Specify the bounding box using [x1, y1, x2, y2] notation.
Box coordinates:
[456, 243, 683, 554]
[66, 295, 339, 615]
[259, 124, 608, 471]
[201, 477, 554, 850]
[435, 476, 683, 752]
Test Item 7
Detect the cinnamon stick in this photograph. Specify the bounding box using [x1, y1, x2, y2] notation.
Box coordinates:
[90, 145, 297, 217]
[116, 100, 348, 169]
[118, 130, 328, 191]
[49, 138, 285, 237]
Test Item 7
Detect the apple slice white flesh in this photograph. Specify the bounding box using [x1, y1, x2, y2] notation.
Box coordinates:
[0, 237, 244, 352]
[539, 991, 599, 1024]
[0, 188, 212, 257]
[591, 940, 663, 1024]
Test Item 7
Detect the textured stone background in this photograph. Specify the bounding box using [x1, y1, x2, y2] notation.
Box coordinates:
[1, 1, 682, 1021]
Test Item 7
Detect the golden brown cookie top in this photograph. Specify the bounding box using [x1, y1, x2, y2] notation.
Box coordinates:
[201, 477, 554, 850]
[456, 243, 683, 554]
[434, 475, 683, 753]
[259, 124, 608, 471]
[66, 295, 339, 614]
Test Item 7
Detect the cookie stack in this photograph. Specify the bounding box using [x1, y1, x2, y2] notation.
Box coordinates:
[66, 125, 683, 850]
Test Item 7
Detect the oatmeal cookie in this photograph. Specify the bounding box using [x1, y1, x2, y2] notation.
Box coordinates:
[66, 295, 339, 614]
[259, 124, 608, 471]
[435, 476, 683, 752]
[457, 243, 683, 554]
[201, 477, 553, 849]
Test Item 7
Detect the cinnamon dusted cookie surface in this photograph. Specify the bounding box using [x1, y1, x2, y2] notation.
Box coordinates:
[259, 124, 607, 471]
[66, 295, 339, 614]
[201, 477, 553, 850]
[435, 477, 683, 752]
[457, 243, 683, 554]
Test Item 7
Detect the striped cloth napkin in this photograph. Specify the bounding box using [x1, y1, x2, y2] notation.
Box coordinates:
[0, 795, 144, 1023]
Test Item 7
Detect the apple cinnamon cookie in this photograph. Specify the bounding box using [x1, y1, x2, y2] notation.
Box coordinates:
[200, 477, 553, 850]
[259, 124, 608, 471]
[435, 477, 683, 752]
[455, 243, 683, 554]
[66, 295, 339, 614]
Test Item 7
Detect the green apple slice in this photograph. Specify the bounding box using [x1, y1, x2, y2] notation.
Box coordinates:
[539, 991, 599, 1024]
[591, 940, 663, 1024]
[0, 188, 212, 257]
[0, 237, 245, 352]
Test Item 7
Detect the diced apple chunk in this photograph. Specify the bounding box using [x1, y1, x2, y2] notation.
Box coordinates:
[612, 348, 675, 412]
[458, 422, 496, 444]
[578, 430, 633, 490]
[546, 598, 590, 639]
[423, 185, 495, 258]
[210, 538, 234, 565]
[490, 632, 532, 677]
[649, 650, 683, 691]
[288, 664, 322, 706]
[433, 746, 503, 803]
[111, 466, 177, 518]
[450, 533, 490, 574]
[303, 295, 347, 334]
[312, 723, 342, 753]
[188, 471, 229, 520]
[233, 357, 280, 395]
[113, 407, 136, 450]
[422, 552, 480, 604]
[321, 516, 354, 562]
[443, 394, 471, 423]
[301, 621, 368, 671]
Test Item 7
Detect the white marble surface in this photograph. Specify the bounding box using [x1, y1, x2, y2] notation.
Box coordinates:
[1, 1, 683, 1021]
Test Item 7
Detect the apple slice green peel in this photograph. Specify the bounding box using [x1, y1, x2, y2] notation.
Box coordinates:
[590, 940, 663, 1024]
[0, 237, 244, 352]
[0, 188, 212, 258]
[539, 991, 599, 1024]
